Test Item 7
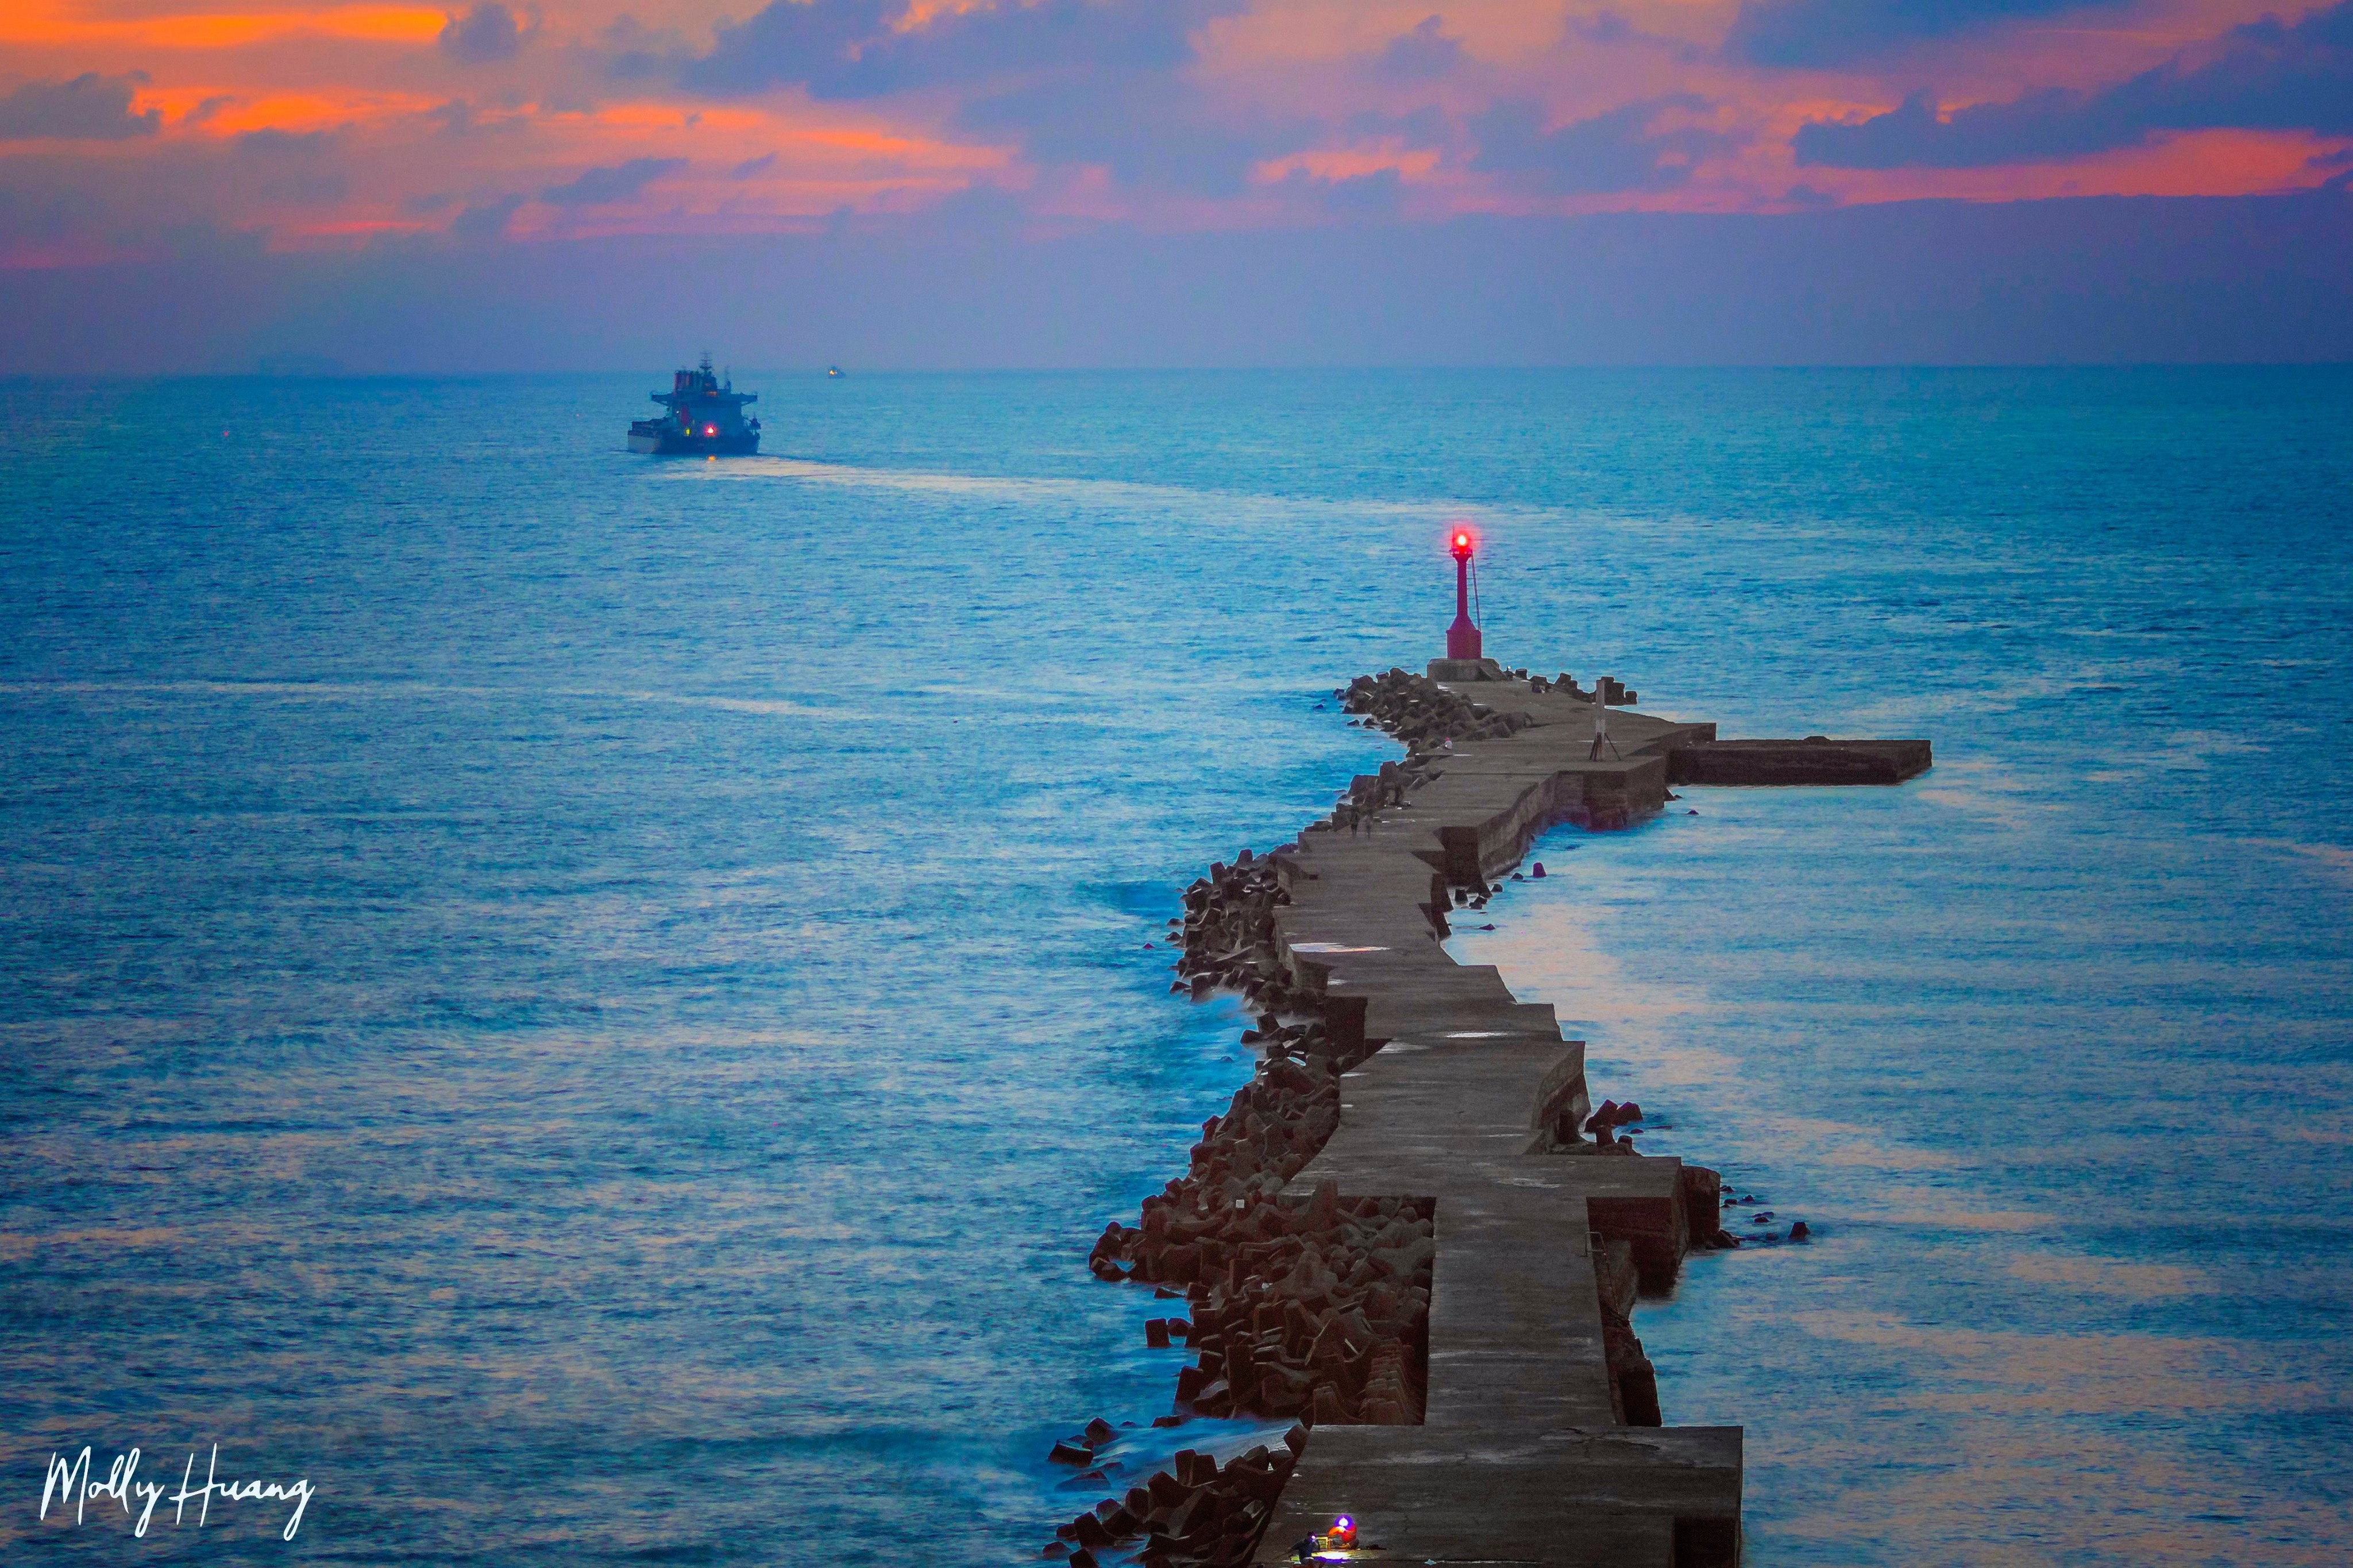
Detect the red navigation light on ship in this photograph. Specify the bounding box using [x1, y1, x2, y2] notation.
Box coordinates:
[1445, 523, 1482, 661]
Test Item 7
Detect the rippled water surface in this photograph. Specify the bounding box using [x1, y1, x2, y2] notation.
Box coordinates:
[4, 369, 2350, 1563]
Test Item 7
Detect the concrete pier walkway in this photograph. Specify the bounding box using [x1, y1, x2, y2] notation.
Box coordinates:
[1252, 670, 1927, 1568]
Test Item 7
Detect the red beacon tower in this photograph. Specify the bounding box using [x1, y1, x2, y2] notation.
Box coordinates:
[1445, 526, 1482, 661]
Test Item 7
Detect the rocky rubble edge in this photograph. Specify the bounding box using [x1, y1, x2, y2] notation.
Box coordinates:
[1333, 666, 1633, 755]
[1039, 843, 1433, 1566]
[1043, 1426, 1306, 1568]
[1036, 667, 1715, 1567]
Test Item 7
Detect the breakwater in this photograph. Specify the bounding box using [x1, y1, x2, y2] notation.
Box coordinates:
[1043, 661, 1928, 1568]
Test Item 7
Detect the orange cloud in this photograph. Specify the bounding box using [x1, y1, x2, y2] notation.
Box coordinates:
[182, 88, 439, 133]
[0, 4, 445, 48]
[593, 104, 772, 133]
[1795, 128, 2350, 205]
[1252, 145, 1443, 184]
[273, 214, 437, 241]
[535, 102, 1010, 175]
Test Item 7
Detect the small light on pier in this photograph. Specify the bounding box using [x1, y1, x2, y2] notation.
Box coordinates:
[1297, 1512, 1364, 1561]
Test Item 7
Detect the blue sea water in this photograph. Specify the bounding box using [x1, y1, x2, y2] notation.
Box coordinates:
[3, 369, 2350, 1564]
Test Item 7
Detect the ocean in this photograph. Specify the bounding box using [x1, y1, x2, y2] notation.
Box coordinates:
[3, 368, 2348, 1563]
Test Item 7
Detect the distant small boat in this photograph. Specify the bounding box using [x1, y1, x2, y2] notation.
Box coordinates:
[827, 365, 845, 379]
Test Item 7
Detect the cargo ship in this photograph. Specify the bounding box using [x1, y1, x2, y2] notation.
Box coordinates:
[628, 354, 759, 455]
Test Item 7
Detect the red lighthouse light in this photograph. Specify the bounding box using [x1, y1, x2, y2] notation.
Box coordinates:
[1445, 523, 1481, 659]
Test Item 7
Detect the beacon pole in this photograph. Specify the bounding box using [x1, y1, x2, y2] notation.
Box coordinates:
[1446, 527, 1482, 661]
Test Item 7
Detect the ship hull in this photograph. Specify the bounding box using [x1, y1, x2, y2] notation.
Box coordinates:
[629, 428, 760, 456]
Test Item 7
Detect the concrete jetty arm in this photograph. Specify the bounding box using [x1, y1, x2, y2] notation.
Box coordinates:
[1668, 738, 1930, 786]
[1249, 670, 1927, 1567]
[1047, 662, 1926, 1568]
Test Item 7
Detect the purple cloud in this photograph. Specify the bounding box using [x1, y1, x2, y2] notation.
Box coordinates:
[673, 0, 1330, 195]
[961, 71, 1310, 194]
[682, 0, 1235, 99]
[1472, 96, 1732, 193]
[541, 157, 687, 204]
[441, 3, 531, 64]
[1795, 1, 2353, 167]
[0, 74, 160, 141]
[1725, 0, 2124, 69]
[450, 194, 525, 237]
[1379, 17, 1463, 83]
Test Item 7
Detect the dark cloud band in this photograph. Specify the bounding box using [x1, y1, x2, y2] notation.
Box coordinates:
[680, 0, 1231, 100]
[0, 74, 161, 142]
[1472, 96, 1730, 195]
[1796, 2, 2353, 168]
[541, 157, 688, 204]
[1725, 0, 2117, 70]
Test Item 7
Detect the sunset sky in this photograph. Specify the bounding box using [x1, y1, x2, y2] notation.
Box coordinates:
[3, 0, 2350, 364]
